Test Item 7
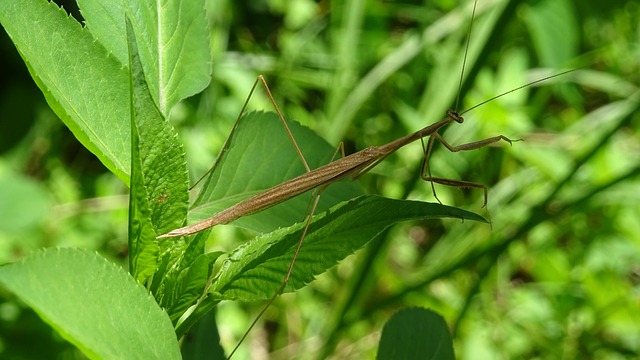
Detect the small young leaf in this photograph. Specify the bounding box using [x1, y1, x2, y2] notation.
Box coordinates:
[377, 307, 455, 360]
[0, 248, 181, 360]
[211, 195, 486, 302]
[159, 251, 223, 324]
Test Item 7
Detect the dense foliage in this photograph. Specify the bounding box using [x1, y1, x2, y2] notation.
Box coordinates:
[1, 0, 638, 358]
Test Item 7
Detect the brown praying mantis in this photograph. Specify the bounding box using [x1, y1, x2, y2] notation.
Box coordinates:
[157, 70, 571, 240]
[159, 69, 573, 360]
[158, 1, 575, 357]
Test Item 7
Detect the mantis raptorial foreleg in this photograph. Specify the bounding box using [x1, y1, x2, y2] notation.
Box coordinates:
[421, 131, 520, 207]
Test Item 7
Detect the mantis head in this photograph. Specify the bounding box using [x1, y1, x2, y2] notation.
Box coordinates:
[446, 109, 464, 124]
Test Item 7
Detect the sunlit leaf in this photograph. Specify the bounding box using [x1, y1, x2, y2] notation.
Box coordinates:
[0, 248, 181, 360]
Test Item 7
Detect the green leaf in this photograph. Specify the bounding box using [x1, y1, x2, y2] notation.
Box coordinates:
[174, 293, 220, 339]
[191, 111, 363, 234]
[181, 311, 226, 360]
[0, 166, 53, 233]
[163, 233, 221, 333]
[0, 0, 130, 182]
[160, 251, 223, 324]
[524, 0, 578, 67]
[78, 0, 211, 114]
[0, 0, 211, 183]
[0, 248, 181, 360]
[211, 195, 486, 301]
[126, 18, 189, 283]
[377, 307, 455, 360]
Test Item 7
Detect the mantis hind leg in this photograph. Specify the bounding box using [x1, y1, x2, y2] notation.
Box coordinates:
[227, 78, 350, 359]
[191, 75, 311, 190]
[226, 188, 323, 360]
[255, 75, 310, 172]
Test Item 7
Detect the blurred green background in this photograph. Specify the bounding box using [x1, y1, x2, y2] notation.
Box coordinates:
[1, 0, 639, 359]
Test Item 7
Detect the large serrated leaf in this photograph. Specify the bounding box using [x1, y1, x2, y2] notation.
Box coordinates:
[211, 195, 486, 302]
[126, 17, 189, 283]
[0, 248, 181, 360]
[0, 0, 211, 182]
[78, 0, 211, 114]
[0, 0, 130, 182]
